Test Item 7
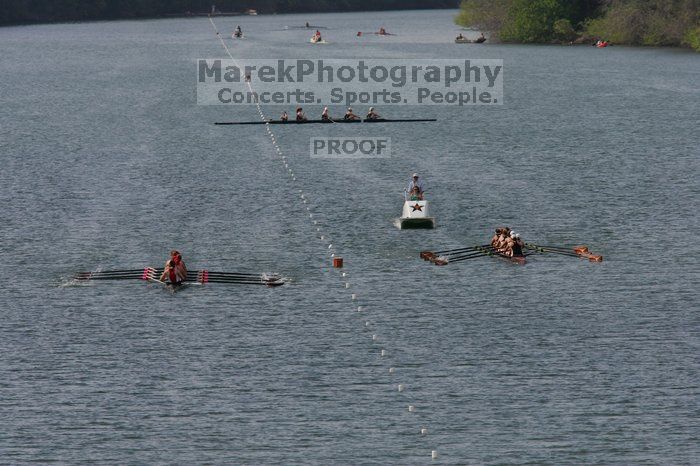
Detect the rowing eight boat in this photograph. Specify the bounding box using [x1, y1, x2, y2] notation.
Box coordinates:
[215, 118, 437, 125]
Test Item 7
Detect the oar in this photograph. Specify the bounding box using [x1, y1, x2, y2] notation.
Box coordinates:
[432, 251, 490, 266]
[435, 243, 492, 255]
[189, 270, 270, 279]
[526, 243, 602, 262]
[75, 268, 146, 276]
[420, 243, 491, 260]
[76, 275, 145, 281]
[431, 247, 494, 265]
[201, 277, 284, 286]
[525, 244, 580, 257]
[526, 243, 581, 252]
[447, 252, 492, 264]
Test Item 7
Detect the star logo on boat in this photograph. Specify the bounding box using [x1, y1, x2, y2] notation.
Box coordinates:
[411, 203, 423, 212]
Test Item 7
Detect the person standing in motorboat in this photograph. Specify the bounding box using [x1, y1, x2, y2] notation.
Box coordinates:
[406, 173, 425, 200]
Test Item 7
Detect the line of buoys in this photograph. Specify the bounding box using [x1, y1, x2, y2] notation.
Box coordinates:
[208, 15, 437, 461]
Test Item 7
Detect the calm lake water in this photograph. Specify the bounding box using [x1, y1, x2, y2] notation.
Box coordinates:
[1, 9, 698, 465]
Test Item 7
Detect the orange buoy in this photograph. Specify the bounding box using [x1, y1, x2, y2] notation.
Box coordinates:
[333, 257, 343, 268]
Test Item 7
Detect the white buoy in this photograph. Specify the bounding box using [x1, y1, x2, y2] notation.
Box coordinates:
[331, 253, 335, 257]
[421, 428, 427, 435]
[342, 272, 346, 277]
[320, 236, 324, 240]
[381, 349, 387, 356]
[408, 405, 415, 412]
[309, 214, 313, 218]
[328, 244, 332, 249]
[389, 367, 395, 374]
[398, 384, 404, 392]
[345, 283, 350, 288]
[431, 450, 438, 459]
[351, 294, 357, 300]
[365, 321, 370, 327]
[357, 305, 362, 311]
[372, 334, 378, 341]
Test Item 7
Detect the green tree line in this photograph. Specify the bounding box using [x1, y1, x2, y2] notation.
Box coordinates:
[455, 0, 700, 50]
[0, 0, 459, 26]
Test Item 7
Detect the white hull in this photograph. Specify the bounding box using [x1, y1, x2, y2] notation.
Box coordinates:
[394, 217, 435, 229]
[395, 200, 435, 229]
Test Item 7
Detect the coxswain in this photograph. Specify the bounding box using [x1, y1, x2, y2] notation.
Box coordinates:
[366, 107, 380, 120]
[296, 107, 307, 121]
[344, 107, 360, 120]
[475, 32, 486, 43]
[456, 33, 465, 41]
[280, 110, 289, 121]
[512, 233, 525, 257]
[321, 107, 330, 120]
[171, 250, 187, 281]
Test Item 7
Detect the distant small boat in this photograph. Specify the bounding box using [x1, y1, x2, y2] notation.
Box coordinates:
[286, 25, 328, 30]
[455, 36, 486, 44]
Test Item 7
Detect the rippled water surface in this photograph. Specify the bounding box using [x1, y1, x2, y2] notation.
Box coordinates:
[1, 9, 699, 465]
